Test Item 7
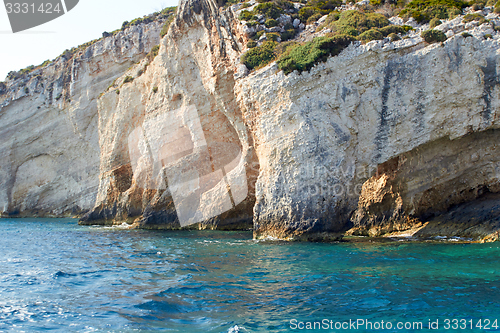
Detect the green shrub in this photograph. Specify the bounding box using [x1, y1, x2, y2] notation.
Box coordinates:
[159, 6, 176, 18]
[275, 0, 295, 10]
[379, 25, 406, 36]
[307, 13, 323, 25]
[298, 0, 340, 23]
[299, 7, 320, 22]
[153, 86, 158, 93]
[247, 21, 259, 27]
[306, 0, 342, 11]
[254, 3, 283, 19]
[247, 40, 258, 48]
[421, 29, 447, 43]
[116, 89, 120, 95]
[267, 32, 281, 41]
[365, 12, 391, 28]
[409, 10, 430, 23]
[403, 0, 465, 11]
[280, 29, 297, 41]
[239, 10, 255, 20]
[129, 16, 156, 27]
[253, 30, 266, 40]
[241, 2, 252, 8]
[463, 13, 487, 24]
[464, 13, 485, 21]
[106, 79, 117, 92]
[265, 18, 278, 27]
[447, 7, 462, 18]
[388, 32, 401, 40]
[147, 45, 160, 62]
[242, 41, 277, 69]
[429, 17, 442, 28]
[461, 32, 472, 37]
[274, 40, 299, 57]
[123, 76, 134, 84]
[399, 0, 465, 22]
[19, 65, 35, 75]
[7, 71, 20, 80]
[317, 10, 340, 30]
[484, 33, 493, 38]
[222, 0, 240, 8]
[358, 28, 384, 42]
[328, 10, 390, 36]
[40, 60, 51, 67]
[472, 0, 487, 9]
[277, 34, 355, 74]
[160, 14, 175, 38]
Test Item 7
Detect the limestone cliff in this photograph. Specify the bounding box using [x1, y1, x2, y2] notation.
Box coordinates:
[79, 0, 258, 230]
[237, 36, 500, 242]
[0, 20, 165, 217]
[2, 0, 500, 242]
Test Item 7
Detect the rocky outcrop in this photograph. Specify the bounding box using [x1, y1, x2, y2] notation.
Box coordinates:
[2, 0, 500, 242]
[235, 33, 500, 241]
[0, 20, 165, 217]
[79, 0, 258, 229]
[349, 130, 500, 239]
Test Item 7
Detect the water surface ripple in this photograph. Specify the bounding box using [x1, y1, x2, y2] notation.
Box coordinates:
[0, 218, 499, 332]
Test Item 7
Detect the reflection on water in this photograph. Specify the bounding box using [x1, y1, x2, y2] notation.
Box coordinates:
[0, 218, 499, 332]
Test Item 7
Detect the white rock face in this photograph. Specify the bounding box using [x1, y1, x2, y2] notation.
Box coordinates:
[0, 20, 165, 217]
[278, 14, 292, 25]
[235, 35, 500, 240]
[80, 0, 258, 230]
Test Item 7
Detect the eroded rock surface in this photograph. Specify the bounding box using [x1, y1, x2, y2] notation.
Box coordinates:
[0, 21, 164, 217]
[236, 35, 500, 241]
[80, 0, 258, 229]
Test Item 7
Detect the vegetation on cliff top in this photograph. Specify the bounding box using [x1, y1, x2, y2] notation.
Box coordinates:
[242, 41, 279, 69]
[399, 0, 466, 23]
[277, 34, 356, 73]
[238, 0, 495, 75]
[160, 8, 177, 38]
[4, 7, 176, 82]
[240, 5, 413, 74]
[421, 28, 448, 41]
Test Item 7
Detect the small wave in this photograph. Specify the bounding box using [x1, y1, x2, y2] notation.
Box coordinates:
[53, 271, 77, 278]
[103, 222, 133, 229]
[87, 222, 133, 230]
[228, 325, 248, 333]
[433, 235, 473, 242]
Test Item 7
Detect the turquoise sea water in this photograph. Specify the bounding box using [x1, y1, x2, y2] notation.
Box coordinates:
[0, 218, 499, 332]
